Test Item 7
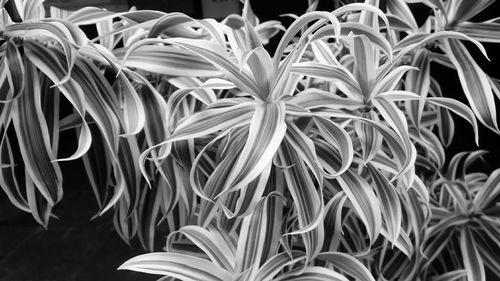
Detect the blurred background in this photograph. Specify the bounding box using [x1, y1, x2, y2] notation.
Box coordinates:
[1, 0, 499, 280]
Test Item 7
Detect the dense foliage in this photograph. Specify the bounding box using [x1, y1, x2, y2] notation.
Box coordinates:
[1, 0, 500, 280]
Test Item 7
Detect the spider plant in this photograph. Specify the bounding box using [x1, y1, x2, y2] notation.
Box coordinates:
[1, 0, 500, 280]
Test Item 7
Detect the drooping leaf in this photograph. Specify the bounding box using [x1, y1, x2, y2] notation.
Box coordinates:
[116, 72, 146, 136]
[25, 173, 53, 227]
[379, 91, 479, 144]
[273, 11, 340, 67]
[4, 39, 24, 100]
[5, 19, 88, 83]
[278, 139, 324, 261]
[284, 121, 322, 184]
[313, 115, 353, 177]
[366, 164, 402, 243]
[444, 38, 498, 133]
[394, 31, 488, 63]
[456, 22, 500, 43]
[322, 192, 347, 252]
[316, 140, 382, 243]
[23, 40, 92, 161]
[12, 60, 62, 205]
[218, 101, 287, 195]
[0, 136, 29, 212]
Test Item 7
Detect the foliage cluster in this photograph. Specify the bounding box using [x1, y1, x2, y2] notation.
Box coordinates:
[1, 0, 500, 280]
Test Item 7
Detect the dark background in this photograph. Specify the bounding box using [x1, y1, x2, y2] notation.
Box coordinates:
[1, 0, 499, 280]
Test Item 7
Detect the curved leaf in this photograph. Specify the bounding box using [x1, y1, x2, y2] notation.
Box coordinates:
[274, 266, 349, 281]
[235, 194, 284, 279]
[313, 116, 353, 177]
[278, 140, 324, 261]
[219, 101, 287, 195]
[119, 252, 233, 281]
[317, 252, 375, 281]
[168, 225, 235, 271]
[291, 62, 361, 95]
[115, 45, 221, 77]
[4, 39, 24, 100]
[444, 38, 498, 133]
[12, 60, 62, 205]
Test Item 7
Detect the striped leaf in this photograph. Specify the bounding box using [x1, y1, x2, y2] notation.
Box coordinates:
[354, 111, 383, 163]
[116, 72, 146, 136]
[4, 39, 24, 100]
[289, 89, 363, 111]
[316, 111, 408, 179]
[115, 45, 220, 77]
[394, 31, 488, 63]
[313, 116, 353, 177]
[24, 41, 92, 161]
[12, 60, 62, 205]
[219, 101, 287, 195]
[316, 140, 382, 243]
[124, 38, 261, 99]
[291, 62, 361, 95]
[367, 164, 402, 243]
[119, 252, 233, 281]
[456, 22, 500, 43]
[278, 139, 324, 261]
[273, 11, 340, 67]
[235, 194, 284, 280]
[317, 252, 375, 281]
[167, 102, 254, 143]
[444, 38, 498, 133]
[254, 252, 306, 281]
[446, 0, 495, 27]
[379, 91, 479, 144]
[386, 0, 418, 31]
[0, 136, 29, 212]
[404, 49, 430, 130]
[25, 173, 53, 227]
[284, 121, 322, 183]
[473, 169, 500, 210]
[460, 227, 485, 281]
[4, 19, 87, 83]
[168, 225, 235, 271]
[312, 22, 392, 57]
[274, 266, 349, 281]
[352, 35, 376, 100]
[372, 97, 416, 179]
[136, 178, 163, 251]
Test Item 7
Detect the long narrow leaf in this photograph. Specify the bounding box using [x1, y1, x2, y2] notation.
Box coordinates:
[460, 227, 485, 281]
[444, 38, 498, 132]
[12, 60, 62, 205]
[119, 252, 233, 281]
